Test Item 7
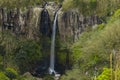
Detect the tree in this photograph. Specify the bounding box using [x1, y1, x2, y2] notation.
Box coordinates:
[0, 30, 18, 68]
[15, 40, 42, 73]
[0, 0, 64, 9]
[62, 0, 120, 16]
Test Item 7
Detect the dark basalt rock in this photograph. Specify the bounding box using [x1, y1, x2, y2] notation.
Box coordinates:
[40, 9, 51, 37]
[58, 10, 102, 42]
[0, 4, 102, 42]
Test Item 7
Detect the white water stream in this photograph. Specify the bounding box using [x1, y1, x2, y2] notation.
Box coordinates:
[49, 12, 58, 74]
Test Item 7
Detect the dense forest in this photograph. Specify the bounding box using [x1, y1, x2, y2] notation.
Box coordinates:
[0, 0, 120, 80]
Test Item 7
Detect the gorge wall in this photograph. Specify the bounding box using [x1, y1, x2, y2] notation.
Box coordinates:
[0, 2, 102, 42]
[0, 2, 103, 75]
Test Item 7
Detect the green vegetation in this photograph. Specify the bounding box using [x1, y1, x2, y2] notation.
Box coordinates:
[63, 0, 120, 16]
[0, 72, 9, 80]
[5, 68, 18, 79]
[96, 68, 112, 80]
[43, 74, 54, 80]
[0, 0, 63, 9]
[0, 0, 120, 80]
[0, 30, 43, 79]
[60, 8, 120, 80]
[15, 40, 42, 73]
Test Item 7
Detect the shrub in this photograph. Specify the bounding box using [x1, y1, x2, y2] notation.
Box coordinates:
[16, 76, 37, 80]
[113, 9, 120, 18]
[5, 68, 18, 79]
[68, 12, 120, 80]
[18, 72, 37, 80]
[0, 72, 9, 80]
[60, 69, 90, 80]
[15, 40, 42, 73]
[62, 0, 74, 11]
[114, 63, 120, 80]
[72, 18, 120, 68]
[43, 75, 54, 80]
[96, 68, 112, 80]
[97, 23, 105, 30]
[109, 9, 120, 22]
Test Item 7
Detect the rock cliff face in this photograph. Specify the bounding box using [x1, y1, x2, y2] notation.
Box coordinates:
[0, 3, 102, 42]
[0, 7, 43, 40]
[58, 10, 102, 42]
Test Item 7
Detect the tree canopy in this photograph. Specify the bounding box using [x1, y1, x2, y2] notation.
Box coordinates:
[62, 0, 120, 16]
[0, 0, 64, 9]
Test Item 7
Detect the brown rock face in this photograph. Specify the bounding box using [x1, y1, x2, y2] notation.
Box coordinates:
[0, 4, 102, 42]
[0, 7, 43, 40]
[58, 9, 101, 42]
[58, 10, 83, 42]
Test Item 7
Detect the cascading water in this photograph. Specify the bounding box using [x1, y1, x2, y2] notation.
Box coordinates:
[49, 12, 58, 75]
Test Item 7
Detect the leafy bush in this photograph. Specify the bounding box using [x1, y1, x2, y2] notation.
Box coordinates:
[114, 67, 120, 80]
[43, 75, 54, 80]
[113, 9, 120, 18]
[62, 0, 120, 16]
[19, 76, 37, 80]
[72, 18, 120, 68]
[0, 72, 9, 80]
[15, 40, 42, 73]
[60, 69, 90, 80]
[57, 52, 66, 66]
[0, 0, 64, 9]
[62, 0, 73, 11]
[5, 68, 18, 79]
[96, 68, 112, 80]
[63, 11, 120, 79]
[97, 23, 105, 30]
[109, 9, 120, 22]
[16, 76, 37, 80]
[16, 72, 37, 80]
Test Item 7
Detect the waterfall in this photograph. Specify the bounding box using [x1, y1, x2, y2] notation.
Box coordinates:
[49, 12, 58, 74]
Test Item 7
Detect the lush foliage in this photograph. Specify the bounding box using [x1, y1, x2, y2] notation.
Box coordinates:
[95, 67, 120, 80]
[5, 68, 18, 79]
[0, 30, 43, 75]
[15, 40, 42, 73]
[0, 0, 63, 9]
[96, 68, 112, 80]
[60, 9, 120, 80]
[43, 74, 54, 80]
[0, 31, 43, 79]
[63, 0, 120, 16]
[0, 0, 120, 80]
[109, 9, 120, 22]
[60, 69, 90, 80]
[0, 72, 9, 80]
